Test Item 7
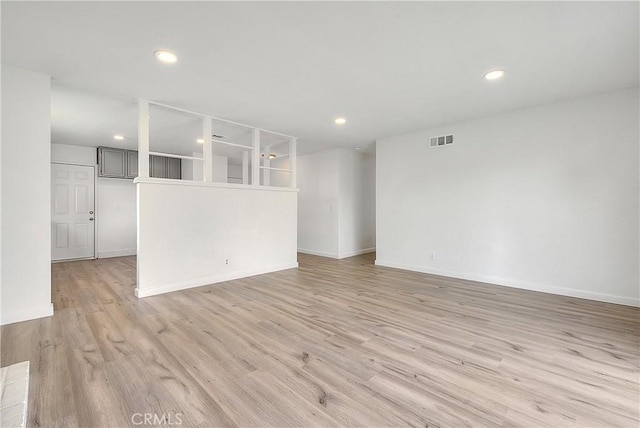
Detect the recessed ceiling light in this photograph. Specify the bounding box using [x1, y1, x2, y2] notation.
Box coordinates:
[155, 50, 178, 64]
[113, 135, 124, 140]
[196, 138, 204, 144]
[354, 147, 361, 150]
[334, 117, 346, 125]
[484, 70, 505, 80]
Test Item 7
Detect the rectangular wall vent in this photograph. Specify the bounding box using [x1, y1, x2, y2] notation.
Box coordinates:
[429, 134, 454, 148]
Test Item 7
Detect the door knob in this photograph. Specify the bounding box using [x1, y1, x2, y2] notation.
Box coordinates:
[89, 210, 94, 214]
[89, 218, 94, 221]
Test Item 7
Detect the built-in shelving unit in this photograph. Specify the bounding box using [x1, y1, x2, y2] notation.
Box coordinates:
[136, 99, 297, 188]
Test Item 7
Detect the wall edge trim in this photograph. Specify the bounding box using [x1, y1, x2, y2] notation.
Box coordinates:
[374, 260, 640, 307]
[338, 247, 376, 259]
[297, 248, 339, 259]
[1, 303, 54, 326]
[98, 249, 137, 259]
[136, 262, 299, 298]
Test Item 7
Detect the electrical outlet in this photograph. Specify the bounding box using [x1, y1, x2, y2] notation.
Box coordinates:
[430, 251, 436, 261]
[225, 259, 229, 265]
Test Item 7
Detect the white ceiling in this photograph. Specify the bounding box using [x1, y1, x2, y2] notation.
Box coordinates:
[3, 2, 639, 156]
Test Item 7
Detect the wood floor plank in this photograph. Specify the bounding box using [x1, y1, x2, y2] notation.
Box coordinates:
[0, 252, 638, 427]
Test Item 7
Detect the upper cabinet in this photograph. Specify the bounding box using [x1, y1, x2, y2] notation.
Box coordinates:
[150, 155, 181, 179]
[167, 157, 181, 179]
[98, 147, 126, 178]
[149, 155, 167, 178]
[98, 147, 180, 179]
[126, 151, 138, 178]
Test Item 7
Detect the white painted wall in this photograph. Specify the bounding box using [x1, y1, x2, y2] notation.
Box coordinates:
[0, 70, 2, 326]
[376, 87, 640, 306]
[338, 150, 376, 258]
[228, 163, 243, 184]
[212, 155, 228, 183]
[182, 153, 228, 183]
[51, 143, 137, 258]
[297, 149, 376, 258]
[269, 157, 293, 188]
[297, 150, 340, 257]
[135, 180, 298, 297]
[97, 179, 136, 258]
[181, 152, 197, 181]
[51, 143, 95, 165]
[1, 65, 53, 325]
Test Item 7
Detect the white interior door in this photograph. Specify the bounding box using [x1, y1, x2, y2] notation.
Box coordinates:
[51, 163, 96, 261]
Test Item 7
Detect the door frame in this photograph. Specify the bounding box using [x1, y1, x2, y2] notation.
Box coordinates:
[51, 161, 98, 261]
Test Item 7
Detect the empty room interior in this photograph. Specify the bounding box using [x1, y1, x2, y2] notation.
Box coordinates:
[1, 2, 639, 427]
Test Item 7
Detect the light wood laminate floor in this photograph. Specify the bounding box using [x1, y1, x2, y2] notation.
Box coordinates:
[1, 253, 638, 427]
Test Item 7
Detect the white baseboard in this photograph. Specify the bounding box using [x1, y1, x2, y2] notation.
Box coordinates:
[374, 260, 639, 307]
[98, 249, 136, 259]
[136, 261, 299, 298]
[299, 247, 376, 260]
[338, 247, 376, 259]
[1, 303, 54, 326]
[298, 248, 339, 259]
